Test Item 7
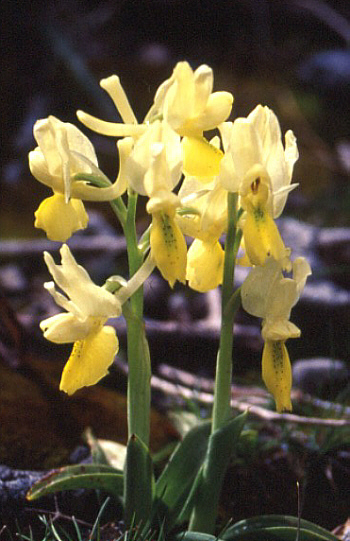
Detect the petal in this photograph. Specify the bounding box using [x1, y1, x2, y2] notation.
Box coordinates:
[143, 139, 181, 200]
[262, 340, 292, 412]
[71, 137, 132, 201]
[193, 91, 233, 132]
[242, 205, 287, 266]
[248, 105, 282, 155]
[125, 121, 182, 196]
[192, 64, 214, 116]
[150, 212, 187, 287]
[187, 239, 224, 292]
[34, 116, 98, 175]
[59, 326, 119, 395]
[163, 62, 196, 132]
[217, 151, 241, 193]
[229, 118, 263, 179]
[100, 75, 138, 124]
[182, 136, 223, 178]
[293, 256, 312, 295]
[241, 258, 281, 318]
[29, 147, 63, 193]
[40, 313, 95, 343]
[43, 245, 122, 318]
[33, 117, 65, 178]
[284, 130, 299, 184]
[76, 110, 146, 137]
[262, 319, 301, 341]
[34, 194, 88, 242]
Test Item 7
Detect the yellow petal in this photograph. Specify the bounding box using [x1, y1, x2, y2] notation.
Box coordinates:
[262, 340, 292, 412]
[182, 136, 223, 179]
[34, 193, 88, 242]
[150, 212, 187, 288]
[59, 325, 119, 395]
[187, 239, 224, 292]
[242, 205, 286, 266]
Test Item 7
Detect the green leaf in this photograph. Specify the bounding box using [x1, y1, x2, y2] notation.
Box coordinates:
[26, 463, 123, 501]
[221, 515, 339, 541]
[124, 434, 154, 528]
[154, 421, 211, 529]
[189, 411, 248, 534]
[173, 532, 221, 541]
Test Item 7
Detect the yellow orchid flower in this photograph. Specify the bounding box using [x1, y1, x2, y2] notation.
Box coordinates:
[219, 105, 299, 214]
[175, 133, 229, 292]
[146, 61, 233, 137]
[176, 168, 228, 291]
[218, 106, 299, 266]
[241, 257, 311, 411]
[124, 120, 182, 200]
[146, 61, 232, 178]
[40, 245, 155, 395]
[123, 120, 187, 288]
[77, 62, 232, 179]
[29, 116, 131, 241]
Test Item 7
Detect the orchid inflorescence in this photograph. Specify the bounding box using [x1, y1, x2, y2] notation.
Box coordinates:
[29, 60, 311, 415]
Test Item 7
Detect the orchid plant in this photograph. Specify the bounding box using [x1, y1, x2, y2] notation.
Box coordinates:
[27, 61, 314, 539]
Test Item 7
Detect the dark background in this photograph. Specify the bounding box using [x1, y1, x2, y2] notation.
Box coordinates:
[1, 0, 350, 237]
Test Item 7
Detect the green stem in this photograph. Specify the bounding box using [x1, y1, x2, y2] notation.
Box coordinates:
[74, 174, 151, 445]
[73, 172, 127, 227]
[211, 192, 239, 433]
[123, 190, 150, 447]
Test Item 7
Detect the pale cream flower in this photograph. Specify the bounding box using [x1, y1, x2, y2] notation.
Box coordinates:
[241, 256, 311, 412]
[124, 120, 182, 210]
[175, 136, 228, 292]
[40, 245, 155, 394]
[219, 105, 299, 217]
[241, 257, 311, 340]
[29, 116, 131, 241]
[218, 106, 299, 266]
[77, 62, 231, 179]
[145, 61, 233, 137]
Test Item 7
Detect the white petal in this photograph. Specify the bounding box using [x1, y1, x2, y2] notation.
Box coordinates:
[230, 118, 263, 179]
[100, 75, 138, 124]
[70, 137, 132, 201]
[44, 245, 122, 318]
[241, 258, 281, 318]
[28, 148, 63, 192]
[193, 64, 213, 116]
[262, 319, 301, 341]
[163, 62, 195, 131]
[193, 91, 233, 132]
[40, 313, 93, 343]
[284, 130, 299, 181]
[76, 110, 146, 137]
[293, 257, 312, 295]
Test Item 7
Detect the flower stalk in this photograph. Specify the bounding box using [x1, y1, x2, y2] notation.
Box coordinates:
[212, 192, 239, 432]
[123, 190, 151, 447]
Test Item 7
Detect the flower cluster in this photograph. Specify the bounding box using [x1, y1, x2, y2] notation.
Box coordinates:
[29, 61, 311, 410]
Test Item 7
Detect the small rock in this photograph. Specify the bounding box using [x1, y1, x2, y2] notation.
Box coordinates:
[292, 357, 349, 398]
[0, 264, 28, 293]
